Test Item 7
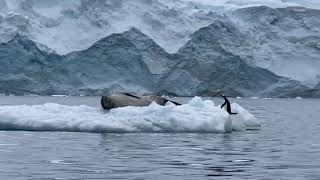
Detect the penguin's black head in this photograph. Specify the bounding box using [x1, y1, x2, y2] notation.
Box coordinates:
[221, 95, 228, 100]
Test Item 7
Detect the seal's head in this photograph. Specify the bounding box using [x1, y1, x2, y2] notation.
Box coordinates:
[101, 96, 115, 110]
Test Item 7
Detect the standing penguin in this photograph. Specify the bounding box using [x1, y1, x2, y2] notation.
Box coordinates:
[221, 95, 238, 115]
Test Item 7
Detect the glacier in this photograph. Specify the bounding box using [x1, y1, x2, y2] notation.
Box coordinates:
[0, 0, 319, 97]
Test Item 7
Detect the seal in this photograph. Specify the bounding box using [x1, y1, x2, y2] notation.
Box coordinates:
[101, 92, 181, 110]
[221, 95, 237, 115]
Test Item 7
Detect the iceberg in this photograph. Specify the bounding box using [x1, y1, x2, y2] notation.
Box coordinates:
[0, 97, 260, 133]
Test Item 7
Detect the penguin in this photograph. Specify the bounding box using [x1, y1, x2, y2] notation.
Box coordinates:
[101, 92, 181, 110]
[221, 95, 237, 115]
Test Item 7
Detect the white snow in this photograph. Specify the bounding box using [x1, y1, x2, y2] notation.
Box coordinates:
[0, 97, 260, 133]
[182, 0, 320, 9]
[1, 0, 318, 55]
[0, 0, 221, 54]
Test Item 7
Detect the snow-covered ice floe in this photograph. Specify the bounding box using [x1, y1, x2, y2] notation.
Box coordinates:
[0, 97, 260, 133]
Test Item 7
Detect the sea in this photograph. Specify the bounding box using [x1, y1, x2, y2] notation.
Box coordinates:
[0, 96, 319, 180]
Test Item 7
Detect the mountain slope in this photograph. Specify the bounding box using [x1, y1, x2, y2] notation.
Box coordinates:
[0, 34, 54, 95]
[159, 21, 311, 97]
[228, 6, 320, 86]
[0, 23, 318, 97]
[60, 29, 156, 95]
[0, 29, 173, 95]
[0, 1, 319, 87]
[121, 27, 177, 82]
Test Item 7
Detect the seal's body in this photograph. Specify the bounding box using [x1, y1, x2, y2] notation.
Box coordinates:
[101, 93, 180, 110]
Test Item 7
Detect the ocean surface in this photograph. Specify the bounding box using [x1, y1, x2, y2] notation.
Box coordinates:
[0, 96, 319, 180]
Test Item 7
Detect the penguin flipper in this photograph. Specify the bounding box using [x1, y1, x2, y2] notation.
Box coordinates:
[221, 102, 226, 109]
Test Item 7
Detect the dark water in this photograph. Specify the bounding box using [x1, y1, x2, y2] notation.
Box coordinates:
[0, 96, 319, 179]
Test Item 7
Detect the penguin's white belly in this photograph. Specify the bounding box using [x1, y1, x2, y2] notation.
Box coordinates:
[224, 105, 228, 112]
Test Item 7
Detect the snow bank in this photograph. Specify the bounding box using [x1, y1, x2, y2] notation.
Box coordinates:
[182, 0, 320, 9]
[0, 97, 260, 133]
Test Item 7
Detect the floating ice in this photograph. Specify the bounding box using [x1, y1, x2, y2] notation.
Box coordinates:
[0, 97, 260, 133]
[50, 95, 70, 97]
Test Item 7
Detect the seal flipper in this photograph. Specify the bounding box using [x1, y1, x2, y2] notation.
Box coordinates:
[163, 98, 181, 106]
[168, 100, 182, 106]
[121, 92, 141, 99]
